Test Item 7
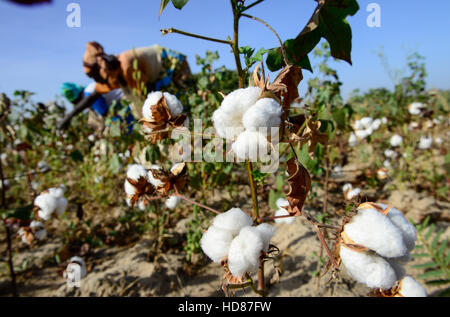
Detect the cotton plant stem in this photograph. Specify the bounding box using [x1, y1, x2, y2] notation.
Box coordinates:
[0, 148, 17, 297]
[174, 192, 221, 215]
[161, 28, 231, 45]
[242, 0, 264, 12]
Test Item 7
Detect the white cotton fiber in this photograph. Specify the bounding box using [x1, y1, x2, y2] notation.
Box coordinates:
[212, 208, 253, 237]
[339, 246, 397, 290]
[344, 207, 407, 258]
[371, 119, 381, 130]
[384, 149, 397, 158]
[48, 187, 64, 199]
[162, 92, 184, 117]
[343, 183, 353, 192]
[346, 188, 361, 200]
[165, 195, 181, 210]
[34, 193, 57, 221]
[390, 134, 403, 147]
[276, 198, 289, 209]
[377, 203, 417, 251]
[255, 223, 276, 252]
[398, 276, 427, 297]
[219, 87, 261, 116]
[355, 129, 370, 139]
[30, 221, 47, 241]
[348, 132, 357, 147]
[200, 225, 234, 263]
[124, 180, 136, 196]
[274, 208, 295, 224]
[212, 108, 245, 140]
[147, 169, 164, 188]
[231, 130, 268, 161]
[418, 136, 433, 150]
[408, 102, 424, 115]
[55, 197, 68, 216]
[385, 258, 406, 280]
[228, 226, 264, 277]
[142, 91, 163, 120]
[242, 98, 282, 130]
[126, 164, 148, 181]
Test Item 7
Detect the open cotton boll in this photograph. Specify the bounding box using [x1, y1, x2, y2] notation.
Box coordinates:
[275, 198, 289, 209]
[384, 149, 397, 159]
[346, 188, 361, 200]
[232, 130, 269, 161]
[377, 203, 417, 251]
[255, 223, 276, 252]
[348, 132, 357, 147]
[124, 180, 137, 196]
[398, 276, 427, 297]
[408, 102, 424, 115]
[340, 246, 397, 290]
[219, 87, 261, 116]
[48, 187, 64, 199]
[242, 98, 282, 130]
[162, 92, 184, 117]
[228, 226, 264, 277]
[37, 161, 50, 172]
[385, 257, 406, 280]
[343, 183, 353, 192]
[200, 225, 234, 263]
[274, 208, 295, 224]
[371, 119, 381, 131]
[55, 197, 68, 216]
[390, 134, 403, 147]
[142, 91, 163, 120]
[30, 221, 47, 240]
[212, 108, 245, 140]
[355, 129, 369, 139]
[344, 207, 407, 258]
[418, 136, 433, 150]
[165, 195, 181, 210]
[212, 208, 253, 237]
[34, 193, 57, 220]
[435, 137, 443, 145]
[359, 117, 374, 129]
[126, 164, 148, 181]
[147, 169, 164, 188]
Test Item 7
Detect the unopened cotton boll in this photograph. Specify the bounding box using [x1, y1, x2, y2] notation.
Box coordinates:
[339, 246, 397, 290]
[212, 208, 253, 237]
[390, 134, 403, 147]
[255, 223, 276, 252]
[418, 136, 433, 150]
[232, 130, 268, 161]
[228, 226, 264, 277]
[376, 203, 417, 251]
[242, 98, 282, 130]
[165, 195, 181, 210]
[200, 225, 234, 263]
[126, 164, 147, 181]
[398, 276, 427, 297]
[344, 207, 407, 258]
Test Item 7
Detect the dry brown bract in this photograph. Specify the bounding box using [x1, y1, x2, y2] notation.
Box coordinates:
[285, 158, 311, 216]
[126, 176, 156, 207]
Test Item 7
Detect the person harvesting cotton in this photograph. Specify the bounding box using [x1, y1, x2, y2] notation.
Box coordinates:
[58, 41, 192, 129]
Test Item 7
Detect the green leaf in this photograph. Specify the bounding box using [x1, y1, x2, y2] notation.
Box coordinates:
[171, 0, 189, 10]
[158, 0, 170, 18]
[431, 228, 444, 250]
[418, 269, 446, 279]
[266, 43, 312, 72]
[412, 262, 438, 270]
[69, 149, 83, 162]
[412, 253, 430, 259]
[425, 224, 435, 241]
[425, 279, 450, 286]
[4, 204, 33, 220]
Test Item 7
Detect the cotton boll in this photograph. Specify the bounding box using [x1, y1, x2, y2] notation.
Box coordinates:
[377, 203, 417, 252]
[418, 136, 433, 150]
[142, 91, 163, 120]
[255, 223, 276, 252]
[200, 225, 234, 263]
[30, 221, 47, 241]
[34, 193, 57, 220]
[346, 188, 361, 200]
[65, 256, 87, 281]
[355, 129, 369, 139]
[343, 183, 353, 192]
[398, 276, 427, 297]
[340, 246, 397, 290]
[371, 119, 381, 131]
[37, 161, 50, 172]
[242, 98, 282, 130]
[147, 169, 164, 188]
[384, 149, 397, 159]
[385, 257, 406, 280]
[435, 137, 443, 145]
[212, 208, 253, 237]
[232, 130, 268, 161]
[163, 92, 183, 117]
[165, 195, 181, 210]
[219, 87, 261, 116]
[228, 226, 264, 277]
[274, 208, 295, 224]
[408, 102, 424, 115]
[124, 180, 136, 196]
[348, 132, 357, 147]
[390, 134, 403, 147]
[212, 108, 245, 140]
[48, 187, 64, 199]
[359, 117, 373, 129]
[54, 197, 68, 216]
[383, 160, 391, 168]
[33, 228, 47, 241]
[275, 198, 289, 209]
[126, 164, 147, 181]
[344, 207, 407, 258]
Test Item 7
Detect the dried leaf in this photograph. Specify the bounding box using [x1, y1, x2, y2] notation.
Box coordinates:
[268, 64, 303, 107]
[285, 158, 311, 215]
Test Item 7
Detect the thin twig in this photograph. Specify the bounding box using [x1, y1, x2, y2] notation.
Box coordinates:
[242, 0, 264, 12]
[174, 192, 221, 215]
[161, 28, 231, 45]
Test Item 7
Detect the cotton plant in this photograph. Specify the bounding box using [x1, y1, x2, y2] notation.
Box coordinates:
[337, 202, 425, 295]
[200, 208, 276, 282]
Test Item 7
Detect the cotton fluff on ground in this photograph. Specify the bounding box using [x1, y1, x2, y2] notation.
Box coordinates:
[142, 91, 183, 120]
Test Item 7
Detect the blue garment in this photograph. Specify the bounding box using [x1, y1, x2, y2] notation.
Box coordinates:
[84, 91, 109, 116]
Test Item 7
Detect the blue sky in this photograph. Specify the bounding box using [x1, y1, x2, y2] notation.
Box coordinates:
[0, 0, 449, 104]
